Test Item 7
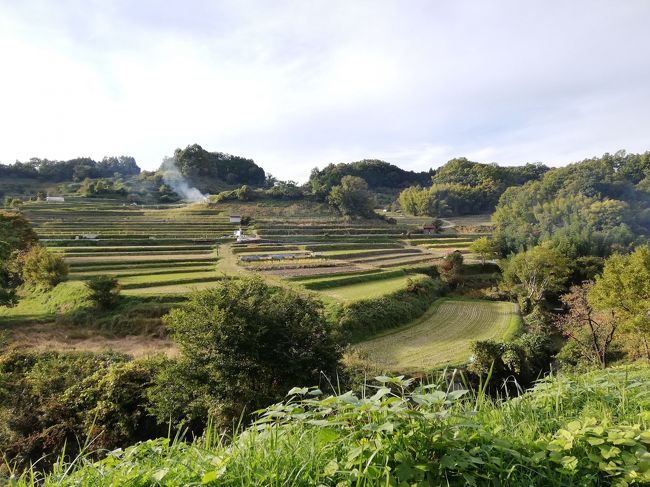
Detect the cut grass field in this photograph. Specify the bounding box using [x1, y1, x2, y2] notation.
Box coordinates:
[352, 298, 520, 371]
[316, 274, 421, 302]
[122, 279, 225, 296]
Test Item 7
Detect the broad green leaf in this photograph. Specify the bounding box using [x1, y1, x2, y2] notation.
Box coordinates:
[324, 459, 339, 476]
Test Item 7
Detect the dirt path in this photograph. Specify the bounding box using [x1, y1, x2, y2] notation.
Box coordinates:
[6, 323, 177, 357]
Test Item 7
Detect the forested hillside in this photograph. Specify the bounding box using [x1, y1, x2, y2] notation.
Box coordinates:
[165, 144, 266, 191]
[398, 157, 548, 216]
[493, 150, 650, 256]
[309, 159, 432, 195]
[0, 156, 140, 182]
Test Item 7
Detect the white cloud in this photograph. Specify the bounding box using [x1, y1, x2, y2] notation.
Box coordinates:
[0, 0, 649, 181]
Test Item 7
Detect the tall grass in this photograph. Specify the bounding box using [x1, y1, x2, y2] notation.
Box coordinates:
[11, 365, 649, 486]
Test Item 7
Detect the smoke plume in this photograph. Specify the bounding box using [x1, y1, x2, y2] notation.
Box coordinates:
[161, 157, 207, 202]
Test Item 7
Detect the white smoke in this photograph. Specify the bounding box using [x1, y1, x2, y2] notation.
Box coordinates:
[161, 157, 207, 203]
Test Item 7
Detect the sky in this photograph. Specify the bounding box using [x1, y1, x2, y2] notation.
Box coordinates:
[1, 0, 649, 182]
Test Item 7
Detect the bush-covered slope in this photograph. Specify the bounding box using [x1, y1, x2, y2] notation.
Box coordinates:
[309, 159, 432, 194]
[493, 150, 650, 255]
[166, 144, 266, 191]
[18, 365, 650, 486]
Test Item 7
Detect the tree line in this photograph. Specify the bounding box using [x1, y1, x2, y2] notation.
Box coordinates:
[0, 156, 140, 182]
[398, 158, 549, 217]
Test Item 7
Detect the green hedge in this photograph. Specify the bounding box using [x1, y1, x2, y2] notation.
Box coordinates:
[328, 276, 445, 342]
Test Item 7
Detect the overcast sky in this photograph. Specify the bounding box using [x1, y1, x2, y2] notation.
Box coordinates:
[1, 0, 649, 181]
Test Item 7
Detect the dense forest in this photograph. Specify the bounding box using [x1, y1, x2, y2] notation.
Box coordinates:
[0, 156, 140, 182]
[493, 150, 650, 256]
[165, 144, 266, 191]
[398, 158, 549, 216]
[308, 159, 432, 195]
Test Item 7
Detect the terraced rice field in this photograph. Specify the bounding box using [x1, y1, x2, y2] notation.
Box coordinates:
[21, 198, 229, 295]
[353, 299, 519, 371]
[20, 197, 495, 301]
[231, 218, 447, 299]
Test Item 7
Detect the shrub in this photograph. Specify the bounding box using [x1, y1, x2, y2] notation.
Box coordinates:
[86, 275, 121, 309]
[17, 246, 68, 289]
[468, 333, 552, 387]
[21, 366, 650, 486]
[62, 359, 167, 450]
[330, 276, 444, 341]
[439, 250, 464, 286]
[0, 351, 131, 471]
[153, 277, 341, 430]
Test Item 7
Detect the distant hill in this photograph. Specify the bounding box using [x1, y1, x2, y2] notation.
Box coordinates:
[431, 158, 549, 188]
[0, 156, 141, 199]
[164, 144, 266, 192]
[308, 159, 432, 194]
[0, 156, 140, 183]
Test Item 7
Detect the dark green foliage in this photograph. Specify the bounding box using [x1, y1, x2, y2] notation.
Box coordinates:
[469, 333, 552, 385]
[0, 210, 38, 256]
[399, 158, 548, 217]
[327, 176, 377, 219]
[309, 159, 431, 197]
[153, 277, 341, 430]
[264, 180, 304, 200]
[399, 180, 501, 216]
[29, 366, 650, 486]
[62, 359, 167, 450]
[0, 211, 38, 305]
[568, 256, 605, 285]
[211, 185, 256, 203]
[0, 156, 140, 182]
[431, 157, 549, 187]
[329, 276, 444, 341]
[86, 275, 121, 309]
[78, 178, 128, 197]
[166, 144, 265, 191]
[0, 351, 162, 471]
[493, 150, 650, 256]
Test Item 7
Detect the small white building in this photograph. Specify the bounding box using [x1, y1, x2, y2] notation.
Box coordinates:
[229, 215, 242, 224]
[46, 196, 65, 203]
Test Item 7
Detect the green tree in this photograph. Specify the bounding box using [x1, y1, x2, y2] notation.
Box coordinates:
[501, 246, 571, 307]
[328, 176, 376, 219]
[155, 277, 341, 429]
[589, 245, 650, 361]
[0, 211, 38, 305]
[17, 246, 68, 289]
[439, 250, 464, 286]
[469, 236, 498, 266]
[86, 275, 121, 309]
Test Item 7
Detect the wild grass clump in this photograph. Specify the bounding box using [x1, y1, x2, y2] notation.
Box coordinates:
[11, 365, 649, 486]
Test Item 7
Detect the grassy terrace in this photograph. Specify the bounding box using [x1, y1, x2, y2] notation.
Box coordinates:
[353, 298, 520, 370]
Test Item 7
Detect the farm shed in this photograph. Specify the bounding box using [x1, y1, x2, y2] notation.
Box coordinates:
[46, 196, 65, 203]
[423, 223, 438, 235]
[229, 215, 242, 223]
